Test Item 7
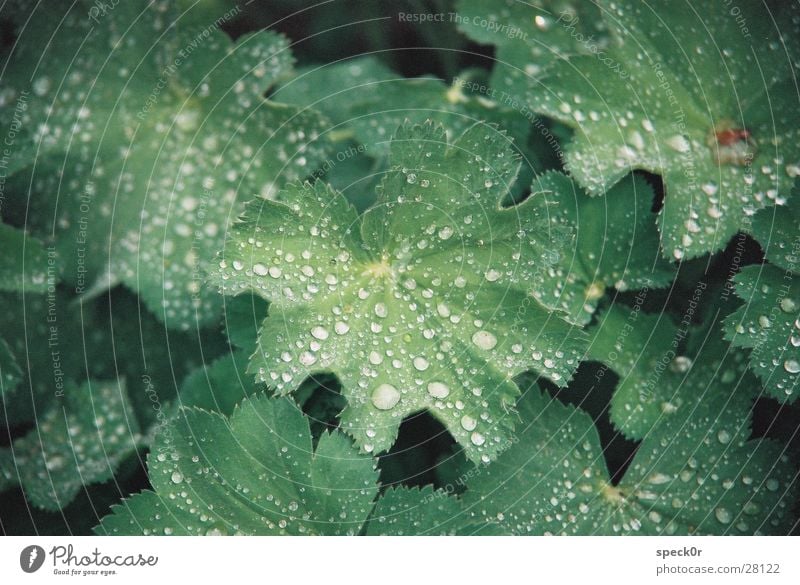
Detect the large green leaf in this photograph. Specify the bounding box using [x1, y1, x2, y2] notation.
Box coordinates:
[529, 172, 674, 324]
[1, 0, 330, 330]
[0, 379, 140, 511]
[465, 335, 797, 534]
[96, 395, 379, 535]
[468, 0, 800, 260]
[212, 121, 586, 463]
[724, 265, 800, 402]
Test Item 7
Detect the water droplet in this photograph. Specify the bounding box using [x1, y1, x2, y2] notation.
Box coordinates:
[334, 321, 350, 335]
[470, 431, 485, 446]
[413, 356, 429, 371]
[472, 330, 497, 350]
[253, 263, 268, 276]
[714, 507, 732, 524]
[717, 430, 731, 444]
[311, 326, 329, 340]
[427, 381, 450, 398]
[647, 472, 672, 485]
[484, 269, 501, 282]
[460, 415, 477, 431]
[371, 383, 400, 410]
[784, 360, 800, 374]
[171, 471, 184, 484]
[666, 134, 690, 153]
[780, 298, 797, 312]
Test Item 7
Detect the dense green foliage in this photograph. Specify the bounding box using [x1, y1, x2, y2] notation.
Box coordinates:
[0, 0, 798, 535]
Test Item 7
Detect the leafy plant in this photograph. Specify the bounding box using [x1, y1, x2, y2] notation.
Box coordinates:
[212, 121, 586, 463]
[459, 0, 800, 261]
[0, 0, 798, 538]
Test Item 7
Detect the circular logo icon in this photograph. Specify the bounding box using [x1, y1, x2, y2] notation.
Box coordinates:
[20, 545, 45, 573]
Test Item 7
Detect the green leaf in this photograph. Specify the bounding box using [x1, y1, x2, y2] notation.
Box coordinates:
[3, 379, 140, 511]
[1, 1, 330, 330]
[465, 335, 797, 534]
[0, 448, 15, 493]
[365, 486, 475, 535]
[212, 121, 586, 462]
[0, 337, 22, 395]
[0, 287, 227, 428]
[96, 395, 379, 535]
[586, 304, 681, 439]
[278, 57, 538, 165]
[750, 181, 800, 274]
[497, 0, 800, 260]
[0, 223, 51, 293]
[222, 293, 270, 354]
[529, 172, 675, 324]
[178, 350, 264, 415]
[456, 0, 608, 101]
[724, 264, 800, 402]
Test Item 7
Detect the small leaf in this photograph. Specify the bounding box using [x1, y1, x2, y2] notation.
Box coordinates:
[724, 264, 800, 402]
[365, 486, 476, 535]
[0, 223, 51, 293]
[178, 350, 264, 415]
[0, 338, 22, 396]
[529, 172, 675, 324]
[587, 304, 681, 439]
[213, 121, 587, 462]
[96, 396, 379, 535]
[4, 379, 140, 511]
